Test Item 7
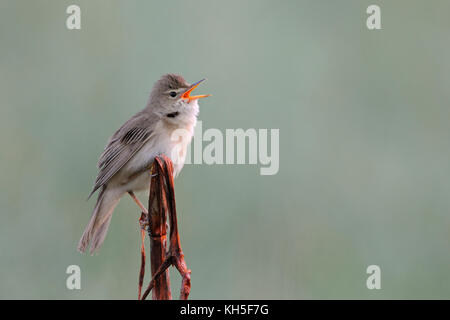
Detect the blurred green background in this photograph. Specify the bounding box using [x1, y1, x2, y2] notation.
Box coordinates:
[1, 0, 450, 299]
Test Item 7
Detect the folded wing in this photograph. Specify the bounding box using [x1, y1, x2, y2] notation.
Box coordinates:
[87, 112, 155, 199]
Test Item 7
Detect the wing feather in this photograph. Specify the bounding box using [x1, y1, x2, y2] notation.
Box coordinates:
[87, 112, 155, 199]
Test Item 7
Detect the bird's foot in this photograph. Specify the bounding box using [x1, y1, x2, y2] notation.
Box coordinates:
[139, 211, 149, 231]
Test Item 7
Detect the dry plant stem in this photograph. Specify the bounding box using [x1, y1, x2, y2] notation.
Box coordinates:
[148, 159, 171, 300]
[141, 155, 191, 300]
[161, 156, 191, 300]
[138, 215, 146, 300]
[128, 191, 148, 300]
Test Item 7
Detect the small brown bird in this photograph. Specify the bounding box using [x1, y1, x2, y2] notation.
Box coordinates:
[78, 74, 210, 254]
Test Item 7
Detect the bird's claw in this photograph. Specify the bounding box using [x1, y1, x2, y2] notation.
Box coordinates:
[139, 212, 149, 231]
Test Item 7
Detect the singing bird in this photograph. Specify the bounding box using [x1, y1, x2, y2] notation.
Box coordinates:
[78, 74, 210, 254]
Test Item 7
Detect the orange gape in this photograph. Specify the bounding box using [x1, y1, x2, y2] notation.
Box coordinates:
[181, 78, 211, 102]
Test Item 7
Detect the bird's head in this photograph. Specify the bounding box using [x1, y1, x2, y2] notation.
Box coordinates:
[148, 74, 210, 125]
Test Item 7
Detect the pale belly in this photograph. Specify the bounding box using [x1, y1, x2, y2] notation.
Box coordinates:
[112, 130, 191, 192]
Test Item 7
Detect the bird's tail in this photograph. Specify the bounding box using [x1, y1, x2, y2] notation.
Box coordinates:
[77, 186, 121, 254]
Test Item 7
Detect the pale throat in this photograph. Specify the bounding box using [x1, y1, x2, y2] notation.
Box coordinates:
[165, 99, 198, 129]
[160, 100, 199, 174]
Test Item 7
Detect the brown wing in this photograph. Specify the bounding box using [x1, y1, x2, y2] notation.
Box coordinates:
[87, 112, 154, 199]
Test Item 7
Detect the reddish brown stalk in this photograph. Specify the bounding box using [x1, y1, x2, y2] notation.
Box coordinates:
[139, 155, 191, 300]
[137, 214, 147, 300]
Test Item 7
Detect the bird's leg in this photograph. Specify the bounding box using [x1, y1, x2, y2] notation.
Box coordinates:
[128, 191, 149, 228]
[128, 191, 148, 300]
[128, 191, 148, 215]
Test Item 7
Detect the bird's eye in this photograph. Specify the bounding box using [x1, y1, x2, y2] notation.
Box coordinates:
[169, 91, 177, 97]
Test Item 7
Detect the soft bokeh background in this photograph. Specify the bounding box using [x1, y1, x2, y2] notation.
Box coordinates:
[1, 0, 450, 299]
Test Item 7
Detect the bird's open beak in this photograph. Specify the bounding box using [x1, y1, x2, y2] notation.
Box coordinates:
[181, 79, 211, 102]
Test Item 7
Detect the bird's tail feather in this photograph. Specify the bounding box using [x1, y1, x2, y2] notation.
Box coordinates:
[77, 187, 121, 254]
